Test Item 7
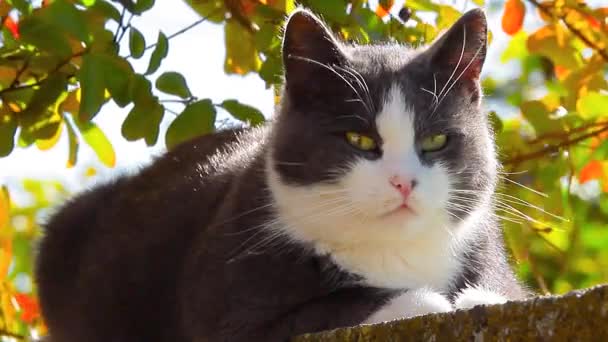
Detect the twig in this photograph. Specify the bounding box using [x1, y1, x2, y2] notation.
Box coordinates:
[113, 7, 126, 43]
[0, 329, 25, 340]
[527, 0, 608, 62]
[504, 125, 608, 165]
[0, 50, 86, 96]
[125, 9, 223, 59]
[10, 57, 30, 88]
[528, 121, 608, 144]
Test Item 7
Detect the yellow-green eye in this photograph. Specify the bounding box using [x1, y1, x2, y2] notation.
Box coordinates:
[421, 134, 448, 152]
[346, 132, 377, 151]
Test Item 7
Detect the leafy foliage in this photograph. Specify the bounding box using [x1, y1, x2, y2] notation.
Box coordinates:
[1, 0, 608, 339]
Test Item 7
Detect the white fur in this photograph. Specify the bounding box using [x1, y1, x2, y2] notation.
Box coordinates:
[364, 288, 453, 324]
[454, 286, 508, 310]
[267, 85, 477, 290]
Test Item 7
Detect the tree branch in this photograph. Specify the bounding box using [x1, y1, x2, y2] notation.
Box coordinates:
[504, 125, 608, 165]
[0, 329, 25, 340]
[527, 0, 608, 62]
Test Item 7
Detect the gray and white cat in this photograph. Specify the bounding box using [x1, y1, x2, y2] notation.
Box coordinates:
[35, 8, 529, 342]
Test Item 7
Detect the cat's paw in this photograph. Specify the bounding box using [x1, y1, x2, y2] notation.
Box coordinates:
[454, 286, 507, 310]
[364, 288, 453, 324]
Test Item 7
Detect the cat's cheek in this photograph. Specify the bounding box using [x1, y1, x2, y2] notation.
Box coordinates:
[454, 286, 508, 310]
[363, 288, 453, 324]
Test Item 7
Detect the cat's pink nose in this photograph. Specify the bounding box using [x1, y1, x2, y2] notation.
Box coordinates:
[389, 176, 416, 199]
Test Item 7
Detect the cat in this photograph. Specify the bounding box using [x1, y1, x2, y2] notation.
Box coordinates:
[35, 8, 530, 342]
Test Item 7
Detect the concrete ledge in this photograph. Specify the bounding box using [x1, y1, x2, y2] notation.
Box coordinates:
[293, 284, 608, 341]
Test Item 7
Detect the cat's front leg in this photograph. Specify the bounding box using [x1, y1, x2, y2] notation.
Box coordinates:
[363, 288, 453, 324]
[454, 286, 508, 310]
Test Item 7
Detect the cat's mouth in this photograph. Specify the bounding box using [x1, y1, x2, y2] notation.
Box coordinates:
[379, 203, 417, 219]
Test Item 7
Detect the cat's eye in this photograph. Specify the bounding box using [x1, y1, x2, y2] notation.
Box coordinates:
[346, 132, 377, 151]
[421, 134, 448, 152]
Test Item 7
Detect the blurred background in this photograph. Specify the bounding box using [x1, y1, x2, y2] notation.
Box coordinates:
[0, 0, 607, 339]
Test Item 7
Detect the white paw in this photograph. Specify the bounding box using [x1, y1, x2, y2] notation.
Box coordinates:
[364, 288, 453, 324]
[454, 286, 507, 310]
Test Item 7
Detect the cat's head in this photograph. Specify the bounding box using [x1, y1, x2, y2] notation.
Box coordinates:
[266, 8, 496, 278]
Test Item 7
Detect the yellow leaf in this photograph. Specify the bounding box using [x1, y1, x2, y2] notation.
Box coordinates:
[0, 239, 12, 279]
[527, 25, 582, 70]
[0, 186, 9, 231]
[224, 18, 261, 75]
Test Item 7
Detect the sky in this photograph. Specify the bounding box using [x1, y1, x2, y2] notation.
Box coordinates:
[0, 0, 528, 196]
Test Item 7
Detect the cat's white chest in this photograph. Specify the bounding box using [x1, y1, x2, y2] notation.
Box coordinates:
[314, 225, 462, 290]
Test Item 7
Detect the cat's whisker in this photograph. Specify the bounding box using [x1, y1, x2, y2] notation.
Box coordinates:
[334, 65, 375, 113]
[494, 194, 567, 222]
[274, 161, 306, 166]
[290, 55, 372, 115]
[420, 87, 439, 104]
[435, 44, 483, 111]
[434, 26, 467, 111]
[498, 175, 548, 198]
[335, 114, 370, 126]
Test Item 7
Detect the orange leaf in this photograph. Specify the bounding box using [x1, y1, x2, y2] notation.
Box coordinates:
[554, 65, 569, 78]
[375, 0, 394, 18]
[502, 0, 526, 35]
[14, 293, 41, 324]
[586, 15, 600, 29]
[579, 160, 604, 184]
[3, 16, 19, 39]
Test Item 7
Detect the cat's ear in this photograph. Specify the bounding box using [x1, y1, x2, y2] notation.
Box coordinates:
[425, 9, 487, 83]
[282, 9, 346, 96]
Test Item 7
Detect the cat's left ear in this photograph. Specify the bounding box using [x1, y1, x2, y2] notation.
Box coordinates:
[425, 9, 487, 83]
[282, 9, 347, 99]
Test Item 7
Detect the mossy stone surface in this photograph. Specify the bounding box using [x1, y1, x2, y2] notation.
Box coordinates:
[293, 284, 608, 341]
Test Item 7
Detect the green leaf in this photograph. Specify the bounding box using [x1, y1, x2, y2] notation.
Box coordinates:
[184, 0, 225, 23]
[99, 54, 134, 107]
[520, 100, 564, 135]
[488, 111, 503, 134]
[577, 92, 608, 118]
[145, 32, 168, 75]
[306, 0, 347, 24]
[43, 0, 90, 43]
[76, 120, 116, 167]
[155, 72, 191, 99]
[129, 27, 146, 59]
[121, 100, 164, 145]
[129, 74, 153, 104]
[165, 99, 216, 149]
[88, 1, 121, 22]
[0, 108, 17, 157]
[220, 100, 265, 125]
[22, 74, 68, 118]
[80, 0, 97, 6]
[7, 0, 31, 13]
[133, 0, 155, 14]
[19, 17, 72, 57]
[78, 54, 106, 121]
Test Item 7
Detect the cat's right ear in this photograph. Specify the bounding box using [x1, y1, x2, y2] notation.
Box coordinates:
[282, 9, 346, 97]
